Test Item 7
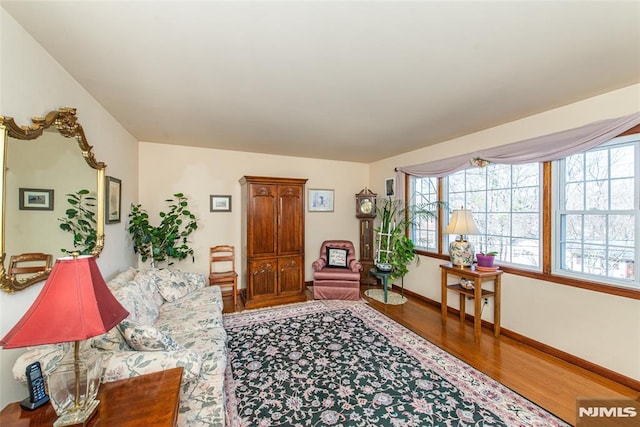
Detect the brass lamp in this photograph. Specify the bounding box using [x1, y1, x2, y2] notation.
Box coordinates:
[445, 208, 480, 267]
[0, 255, 128, 426]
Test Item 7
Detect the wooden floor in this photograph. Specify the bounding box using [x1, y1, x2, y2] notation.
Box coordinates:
[222, 286, 639, 426]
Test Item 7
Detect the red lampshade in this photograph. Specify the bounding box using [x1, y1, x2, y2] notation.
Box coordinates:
[0, 255, 128, 349]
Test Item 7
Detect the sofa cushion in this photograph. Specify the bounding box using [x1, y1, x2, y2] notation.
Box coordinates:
[101, 348, 203, 385]
[131, 271, 165, 308]
[160, 285, 224, 313]
[112, 282, 159, 325]
[145, 268, 202, 302]
[155, 308, 224, 335]
[91, 326, 131, 351]
[118, 319, 184, 351]
[106, 267, 138, 292]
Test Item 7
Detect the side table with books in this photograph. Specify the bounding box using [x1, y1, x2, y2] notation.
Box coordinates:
[440, 263, 503, 343]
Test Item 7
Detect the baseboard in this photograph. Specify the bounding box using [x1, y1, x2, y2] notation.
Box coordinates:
[398, 287, 640, 392]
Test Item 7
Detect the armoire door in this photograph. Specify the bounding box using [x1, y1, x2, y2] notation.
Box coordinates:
[277, 184, 304, 256]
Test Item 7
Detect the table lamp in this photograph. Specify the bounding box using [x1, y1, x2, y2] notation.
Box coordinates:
[445, 208, 480, 267]
[0, 255, 128, 426]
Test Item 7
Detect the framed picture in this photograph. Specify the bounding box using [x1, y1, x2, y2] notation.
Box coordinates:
[105, 176, 122, 224]
[19, 188, 54, 211]
[385, 177, 395, 197]
[210, 195, 231, 212]
[309, 189, 334, 212]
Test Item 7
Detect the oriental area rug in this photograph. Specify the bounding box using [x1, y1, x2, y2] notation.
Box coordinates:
[223, 301, 569, 427]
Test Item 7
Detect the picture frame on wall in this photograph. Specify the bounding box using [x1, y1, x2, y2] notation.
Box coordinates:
[385, 177, 395, 197]
[19, 188, 54, 211]
[309, 189, 334, 212]
[210, 195, 232, 212]
[106, 176, 122, 224]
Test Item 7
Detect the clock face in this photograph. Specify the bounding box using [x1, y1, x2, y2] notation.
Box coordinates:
[360, 198, 373, 214]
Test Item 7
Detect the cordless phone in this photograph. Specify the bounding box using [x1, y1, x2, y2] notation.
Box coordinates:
[20, 361, 49, 410]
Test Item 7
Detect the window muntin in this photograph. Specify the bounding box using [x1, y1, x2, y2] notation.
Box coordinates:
[445, 163, 542, 269]
[555, 135, 638, 286]
[409, 176, 439, 251]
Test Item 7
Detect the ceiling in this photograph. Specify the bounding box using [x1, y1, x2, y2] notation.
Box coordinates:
[3, 1, 639, 163]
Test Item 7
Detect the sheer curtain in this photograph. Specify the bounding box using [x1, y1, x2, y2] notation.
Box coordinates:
[397, 112, 640, 179]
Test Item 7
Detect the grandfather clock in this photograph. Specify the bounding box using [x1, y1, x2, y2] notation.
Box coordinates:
[355, 188, 377, 284]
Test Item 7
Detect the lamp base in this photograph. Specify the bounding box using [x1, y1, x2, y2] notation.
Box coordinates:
[449, 240, 475, 267]
[53, 399, 99, 427]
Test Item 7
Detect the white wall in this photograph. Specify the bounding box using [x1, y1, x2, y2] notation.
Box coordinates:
[369, 84, 640, 381]
[0, 9, 139, 407]
[138, 142, 369, 284]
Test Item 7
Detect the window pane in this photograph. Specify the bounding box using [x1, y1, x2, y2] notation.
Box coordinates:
[564, 183, 584, 210]
[511, 238, 540, 266]
[583, 214, 606, 245]
[563, 214, 583, 242]
[585, 149, 609, 180]
[512, 187, 538, 212]
[610, 145, 635, 178]
[611, 178, 634, 210]
[488, 189, 510, 212]
[585, 180, 608, 210]
[565, 154, 584, 182]
[512, 213, 538, 238]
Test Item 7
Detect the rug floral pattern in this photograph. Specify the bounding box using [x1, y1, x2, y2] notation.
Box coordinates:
[224, 301, 568, 427]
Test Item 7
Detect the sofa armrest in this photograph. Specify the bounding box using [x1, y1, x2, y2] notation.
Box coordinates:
[349, 259, 363, 273]
[101, 349, 202, 385]
[12, 343, 68, 383]
[312, 258, 326, 271]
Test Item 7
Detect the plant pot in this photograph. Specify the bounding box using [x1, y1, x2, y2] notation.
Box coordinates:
[375, 262, 392, 272]
[476, 254, 495, 268]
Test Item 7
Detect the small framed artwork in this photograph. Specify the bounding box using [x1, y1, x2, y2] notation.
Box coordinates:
[210, 195, 231, 212]
[385, 177, 395, 197]
[105, 176, 122, 224]
[309, 189, 334, 212]
[19, 188, 54, 211]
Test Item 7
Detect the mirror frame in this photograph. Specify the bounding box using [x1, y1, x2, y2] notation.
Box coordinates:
[0, 107, 106, 293]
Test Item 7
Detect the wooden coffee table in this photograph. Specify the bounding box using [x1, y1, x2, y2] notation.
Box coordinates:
[0, 367, 183, 427]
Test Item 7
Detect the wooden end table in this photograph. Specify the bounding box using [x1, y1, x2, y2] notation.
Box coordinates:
[0, 367, 183, 427]
[440, 263, 503, 343]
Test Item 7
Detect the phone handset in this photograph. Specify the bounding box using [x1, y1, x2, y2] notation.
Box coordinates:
[20, 361, 50, 410]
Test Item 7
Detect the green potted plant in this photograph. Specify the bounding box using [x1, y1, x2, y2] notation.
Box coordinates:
[476, 251, 498, 267]
[375, 198, 445, 281]
[127, 193, 198, 267]
[58, 189, 97, 255]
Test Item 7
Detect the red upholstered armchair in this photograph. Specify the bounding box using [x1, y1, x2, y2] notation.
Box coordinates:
[312, 240, 362, 300]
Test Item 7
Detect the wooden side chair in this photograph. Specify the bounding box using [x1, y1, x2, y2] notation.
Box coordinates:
[209, 245, 238, 306]
[8, 252, 52, 278]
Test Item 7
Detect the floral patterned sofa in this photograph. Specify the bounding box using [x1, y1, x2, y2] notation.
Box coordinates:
[12, 267, 228, 427]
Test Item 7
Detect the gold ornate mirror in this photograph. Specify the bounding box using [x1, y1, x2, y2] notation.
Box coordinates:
[0, 108, 106, 293]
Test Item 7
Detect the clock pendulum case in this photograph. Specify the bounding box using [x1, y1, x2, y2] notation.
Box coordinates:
[355, 188, 377, 284]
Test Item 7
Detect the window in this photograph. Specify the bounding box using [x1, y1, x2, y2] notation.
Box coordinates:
[555, 135, 638, 287]
[445, 163, 542, 269]
[409, 176, 439, 251]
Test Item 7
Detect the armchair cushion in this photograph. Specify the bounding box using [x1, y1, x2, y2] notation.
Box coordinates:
[326, 247, 349, 268]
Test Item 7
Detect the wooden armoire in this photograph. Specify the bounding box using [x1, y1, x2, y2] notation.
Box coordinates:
[240, 176, 308, 309]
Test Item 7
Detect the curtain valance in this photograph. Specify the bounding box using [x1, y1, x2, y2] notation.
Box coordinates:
[396, 112, 640, 178]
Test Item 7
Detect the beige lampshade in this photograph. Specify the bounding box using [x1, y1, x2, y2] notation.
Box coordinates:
[445, 209, 480, 237]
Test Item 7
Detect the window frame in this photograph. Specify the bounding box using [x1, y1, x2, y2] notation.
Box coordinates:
[407, 125, 640, 300]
